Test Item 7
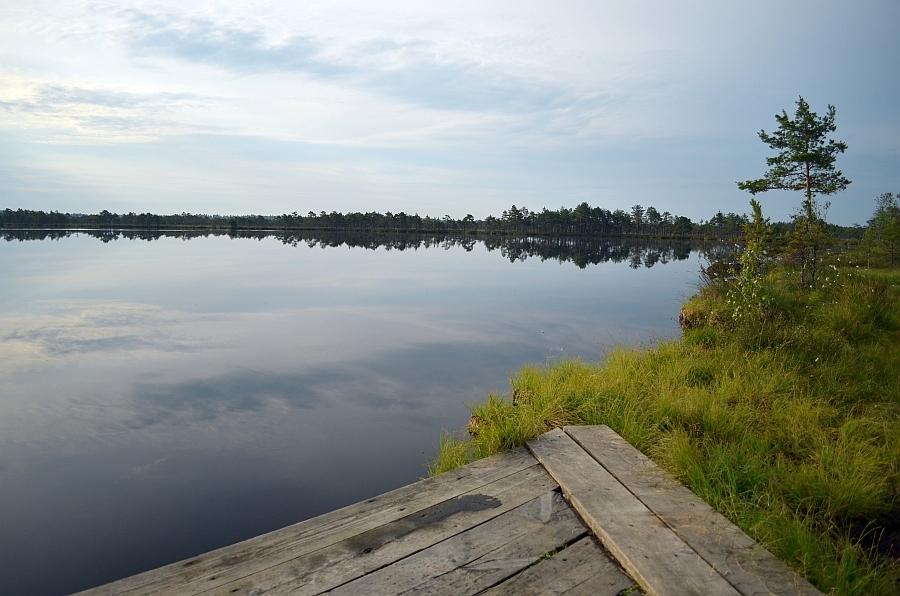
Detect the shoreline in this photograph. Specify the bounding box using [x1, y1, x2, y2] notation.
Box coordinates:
[429, 259, 900, 594]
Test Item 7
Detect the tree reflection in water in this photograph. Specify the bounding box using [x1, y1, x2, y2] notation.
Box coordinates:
[2, 229, 706, 269]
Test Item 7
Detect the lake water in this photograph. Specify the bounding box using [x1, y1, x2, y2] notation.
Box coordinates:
[0, 231, 701, 594]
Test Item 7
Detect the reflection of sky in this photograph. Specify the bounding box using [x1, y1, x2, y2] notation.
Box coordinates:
[0, 235, 696, 594]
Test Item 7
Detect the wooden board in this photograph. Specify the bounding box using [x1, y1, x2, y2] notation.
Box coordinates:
[77, 447, 538, 596]
[482, 536, 636, 596]
[206, 464, 558, 595]
[527, 428, 740, 596]
[564, 425, 822, 596]
[326, 490, 587, 595]
[78, 426, 815, 596]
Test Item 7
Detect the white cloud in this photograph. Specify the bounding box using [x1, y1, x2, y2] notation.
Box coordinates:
[0, 1, 897, 223]
[0, 75, 222, 142]
[2, 1, 677, 143]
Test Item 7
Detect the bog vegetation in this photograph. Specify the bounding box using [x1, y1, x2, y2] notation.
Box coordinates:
[431, 99, 899, 593]
[430, 200, 900, 593]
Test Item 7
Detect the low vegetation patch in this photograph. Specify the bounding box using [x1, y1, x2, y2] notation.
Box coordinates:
[430, 257, 900, 594]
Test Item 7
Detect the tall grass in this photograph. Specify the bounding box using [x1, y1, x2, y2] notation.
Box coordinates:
[429, 261, 900, 594]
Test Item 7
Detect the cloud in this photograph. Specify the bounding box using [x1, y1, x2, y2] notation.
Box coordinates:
[120, 7, 595, 115]
[14, 85, 202, 111]
[122, 338, 531, 429]
[362, 48, 567, 113]
[122, 457, 167, 478]
[0, 302, 205, 368]
[3, 330, 158, 355]
[3, 1, 895, 222]
[129, 370, 324, 426]
[0, 76, 222, 141]
[124, 8, 331, 75]
[1, 3, 659, 148]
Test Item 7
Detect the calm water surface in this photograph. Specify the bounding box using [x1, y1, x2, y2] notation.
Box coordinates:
[0, 233, 700, 594]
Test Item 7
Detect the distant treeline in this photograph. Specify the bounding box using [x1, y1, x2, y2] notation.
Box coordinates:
[0, 203, 864, 239]
[1, 228, 701, 270]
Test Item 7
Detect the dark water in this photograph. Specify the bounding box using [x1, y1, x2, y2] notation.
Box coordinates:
[0, 231, 701, 594]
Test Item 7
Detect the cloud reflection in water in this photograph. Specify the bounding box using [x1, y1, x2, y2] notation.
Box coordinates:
[0, 234, 696, 595]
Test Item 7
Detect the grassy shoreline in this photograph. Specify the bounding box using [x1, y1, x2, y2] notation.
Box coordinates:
[429, 259, 900, 594]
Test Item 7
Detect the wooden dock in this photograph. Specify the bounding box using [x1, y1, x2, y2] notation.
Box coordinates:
[77, 426, 821, 595]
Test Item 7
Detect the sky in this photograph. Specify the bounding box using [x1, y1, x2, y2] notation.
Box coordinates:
[0, 1, 897, 225]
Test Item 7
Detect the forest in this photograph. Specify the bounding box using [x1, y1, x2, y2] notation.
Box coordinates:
[0, 202, 863, 240]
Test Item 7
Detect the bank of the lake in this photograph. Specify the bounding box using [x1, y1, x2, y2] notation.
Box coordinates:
[431, 259, 900, 594]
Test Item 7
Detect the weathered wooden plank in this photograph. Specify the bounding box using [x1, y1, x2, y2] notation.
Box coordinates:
[527, 428, 740, 596]
[482, 535, 635, 596]
[564, 425, 822, 596]
[205, 463, 558, 595]
[326, 490, 587, 595]
[77, 447, 538, 596]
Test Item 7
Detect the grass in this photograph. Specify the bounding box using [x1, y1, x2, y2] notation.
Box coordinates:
[429, 256, 900, 594]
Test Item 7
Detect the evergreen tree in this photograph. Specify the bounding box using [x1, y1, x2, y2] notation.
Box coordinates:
[863, 192, 900, 266]
[738, 97, 849, 287]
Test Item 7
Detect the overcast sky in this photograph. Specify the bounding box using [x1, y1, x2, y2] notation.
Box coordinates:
[1, 1, 897, 224]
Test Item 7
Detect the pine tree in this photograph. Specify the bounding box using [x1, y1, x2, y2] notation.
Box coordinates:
[738, 96, 850, 287]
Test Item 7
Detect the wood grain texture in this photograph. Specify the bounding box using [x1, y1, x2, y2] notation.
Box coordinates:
[482, 535, 635, 596]
[76, 426, 816, 596]
[76, 447, 538, 596]
[206, 464, 558, 595]
[527, 428, 740, 596]
[564, 425, 822, 596]
[326, 490, 587, 596]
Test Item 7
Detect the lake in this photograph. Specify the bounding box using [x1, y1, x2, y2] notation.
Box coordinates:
[0, 231, 702, 594]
